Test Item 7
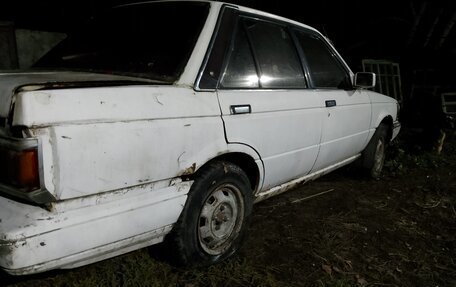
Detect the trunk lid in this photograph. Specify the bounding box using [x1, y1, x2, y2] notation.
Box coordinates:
[0, 70, 161, 118]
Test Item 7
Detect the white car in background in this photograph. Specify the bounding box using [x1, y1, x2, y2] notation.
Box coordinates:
[0, 0, 400, 275]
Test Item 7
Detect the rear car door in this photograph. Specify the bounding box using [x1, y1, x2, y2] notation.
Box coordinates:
[203, 10, 324, 191]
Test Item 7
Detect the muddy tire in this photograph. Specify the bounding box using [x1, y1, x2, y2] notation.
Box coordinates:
[166, 161, 253, 266]
[362, 123, 388, 179]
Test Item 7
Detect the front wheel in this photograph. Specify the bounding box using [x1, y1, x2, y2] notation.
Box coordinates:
[167, 161, 253, 266]
[362, 124, 388, 179]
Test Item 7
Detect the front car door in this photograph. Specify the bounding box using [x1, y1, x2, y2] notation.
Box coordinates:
[292, 30, 371, 171]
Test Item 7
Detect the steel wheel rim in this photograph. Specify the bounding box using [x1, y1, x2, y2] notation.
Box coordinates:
[198, 183, 244, 255]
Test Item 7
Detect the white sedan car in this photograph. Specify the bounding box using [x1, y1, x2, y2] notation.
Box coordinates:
[0, 0, 400, 275]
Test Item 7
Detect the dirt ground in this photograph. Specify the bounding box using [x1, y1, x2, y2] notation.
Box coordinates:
[2, 129, 455, 287]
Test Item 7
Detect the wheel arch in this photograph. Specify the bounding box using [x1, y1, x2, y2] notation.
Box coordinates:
[379, 116, 393, 142]
[198, 152, 261, 193]
[184, 144, 263, 195]
[371, 98, 397, 143]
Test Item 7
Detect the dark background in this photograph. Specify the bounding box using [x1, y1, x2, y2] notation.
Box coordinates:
[1, 1, 454, 66]
[1, 0, 455, 132]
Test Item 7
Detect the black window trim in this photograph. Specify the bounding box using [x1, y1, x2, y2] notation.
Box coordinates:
[290, 27, 353, 90]
[194, 4, 239, 91]
[236, 16, 262, 88]
[289, 27, 313, 88]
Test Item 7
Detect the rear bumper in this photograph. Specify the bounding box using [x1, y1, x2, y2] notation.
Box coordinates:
[0, 179, 191, 275]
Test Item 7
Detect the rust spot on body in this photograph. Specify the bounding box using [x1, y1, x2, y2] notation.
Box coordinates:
[182, 163, 196, 175]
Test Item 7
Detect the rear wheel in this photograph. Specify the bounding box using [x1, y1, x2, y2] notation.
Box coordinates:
[167, 161, 253, 265]
[362, 124, 388, 179]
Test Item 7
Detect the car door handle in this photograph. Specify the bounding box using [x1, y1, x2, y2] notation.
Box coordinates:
[325, 100, 337, 107]
[230, 105, 251, 115]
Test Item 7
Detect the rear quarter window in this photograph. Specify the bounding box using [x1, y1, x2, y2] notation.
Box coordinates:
[34, 2, 210, 83]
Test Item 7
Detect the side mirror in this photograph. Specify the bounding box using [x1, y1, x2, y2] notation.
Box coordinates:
[354, 72, 376, 89]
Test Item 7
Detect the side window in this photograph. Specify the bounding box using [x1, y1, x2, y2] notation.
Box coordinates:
[220, 24, 259, 88]
[295, 31, 349, 89]
[244, 19, 306, 89]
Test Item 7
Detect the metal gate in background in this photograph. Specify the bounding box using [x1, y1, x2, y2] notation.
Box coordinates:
[362, 59, 403, 104]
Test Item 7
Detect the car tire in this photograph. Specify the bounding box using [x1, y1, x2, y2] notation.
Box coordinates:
[166, 161, 253, 266]
[362, 123, 388, 179]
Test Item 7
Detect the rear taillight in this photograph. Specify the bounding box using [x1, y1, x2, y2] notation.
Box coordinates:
[0, 147, 40, 191]
[0, 136, 54, 204]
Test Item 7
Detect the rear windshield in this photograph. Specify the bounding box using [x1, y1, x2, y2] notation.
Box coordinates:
[34, 2, 210, 83]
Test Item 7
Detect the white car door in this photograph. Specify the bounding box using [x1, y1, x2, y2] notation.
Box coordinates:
[213, 15, 324, 191]
[292, 30, 371, 171]
[313, 89, 371, 171]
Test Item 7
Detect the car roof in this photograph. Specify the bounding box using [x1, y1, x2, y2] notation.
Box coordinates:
[116, 0, 353, 84]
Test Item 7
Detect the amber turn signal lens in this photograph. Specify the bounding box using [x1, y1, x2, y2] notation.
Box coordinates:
[17, 149, 40, 190]
[0, 147, 40, 191]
